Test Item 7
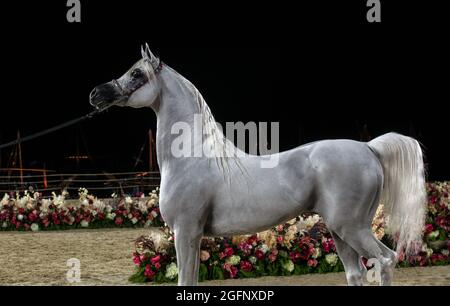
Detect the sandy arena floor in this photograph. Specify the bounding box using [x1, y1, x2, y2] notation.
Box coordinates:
[1, 228, 449, 286]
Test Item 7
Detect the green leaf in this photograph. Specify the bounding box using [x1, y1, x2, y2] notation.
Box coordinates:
[199, 263, 208, 282]
[212, 265, 224, 280]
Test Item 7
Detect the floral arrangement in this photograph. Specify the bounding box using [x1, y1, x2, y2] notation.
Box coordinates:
[130, 214, 344, 283]
[0, 188, 164, 231]
[130, 182, 450, 283]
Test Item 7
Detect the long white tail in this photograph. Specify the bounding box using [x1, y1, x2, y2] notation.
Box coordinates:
[368, 133, 427, 257]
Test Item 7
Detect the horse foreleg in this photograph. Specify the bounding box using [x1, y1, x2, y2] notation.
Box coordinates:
[174, 225, 202, 286]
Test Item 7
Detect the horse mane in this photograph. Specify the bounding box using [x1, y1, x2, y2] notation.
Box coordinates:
[194, 89, 247, 178]
[164, 64, 247, 179]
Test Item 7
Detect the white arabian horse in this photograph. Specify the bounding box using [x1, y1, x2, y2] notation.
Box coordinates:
[90, 45, 427, 285]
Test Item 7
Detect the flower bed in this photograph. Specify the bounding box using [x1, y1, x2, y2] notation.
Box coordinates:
[0, 188, 164, 231]
[130, 182, 450, 283]
[129, 218, 344, 283]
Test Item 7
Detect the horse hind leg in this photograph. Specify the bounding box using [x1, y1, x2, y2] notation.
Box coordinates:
[330, 231, 365, 286]
[373, 238, 397, 285]
[334, 226, 395, 286]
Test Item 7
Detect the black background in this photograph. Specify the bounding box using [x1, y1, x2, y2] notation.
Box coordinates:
[0, 1, 449, 180]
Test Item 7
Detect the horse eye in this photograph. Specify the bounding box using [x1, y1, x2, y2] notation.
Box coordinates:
[131, 69, 143, 79]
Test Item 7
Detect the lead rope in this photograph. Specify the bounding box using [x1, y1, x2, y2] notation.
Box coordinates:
[0, 102, 117, 150]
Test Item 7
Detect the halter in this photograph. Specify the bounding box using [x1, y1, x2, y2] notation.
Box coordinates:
[111, 58, 163, 98]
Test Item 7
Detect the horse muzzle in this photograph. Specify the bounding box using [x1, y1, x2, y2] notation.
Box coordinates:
[89, 82, 124, 109]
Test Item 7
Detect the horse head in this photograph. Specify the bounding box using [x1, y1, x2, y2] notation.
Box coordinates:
[89, 44, 162, 110]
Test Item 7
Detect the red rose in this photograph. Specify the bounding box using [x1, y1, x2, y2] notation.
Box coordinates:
[28, 212, 37, 222]
[240, 260, 252, 272]
[220, 247, 234, 259]
[154, 262, 161, 270]
[277, 235, 283, 244]
[150, 255, 161, 265]
[224, 247, 234, 256]
[247, 235, 258, 245]
[115, 216, 123, 225]
[290, 251, 301, 262]
[425, 224, 433, 234]
[255, 249, 265, 260]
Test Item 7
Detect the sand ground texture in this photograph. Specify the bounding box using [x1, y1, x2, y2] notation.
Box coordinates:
[1, 228, 449, 286]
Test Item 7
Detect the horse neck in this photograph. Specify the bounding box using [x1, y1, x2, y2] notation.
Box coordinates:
[153, 66, 210, 170]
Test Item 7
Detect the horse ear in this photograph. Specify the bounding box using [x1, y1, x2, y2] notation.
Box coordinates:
[145, 43, 157, 61]
[141, 45, 148, 60]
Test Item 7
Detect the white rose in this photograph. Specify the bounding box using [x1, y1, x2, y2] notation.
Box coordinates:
[426, 247, 433, 258]
[282, 260, 295, 272]
[131, 217, 138, 224]
[259, 244, 269, 254]
[312, 248, 321, 259]
[165, 262, 178, 280]
[81, 220, 89, 228]
[325, 253, 339, 266]
[31, 223, 39, 232]
[17, 214, 24, 221]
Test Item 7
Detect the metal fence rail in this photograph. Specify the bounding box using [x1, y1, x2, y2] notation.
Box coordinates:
[0, 171, 161, 197]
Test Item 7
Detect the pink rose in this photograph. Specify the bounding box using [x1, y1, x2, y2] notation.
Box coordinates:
[307, 259, 318, 267]
[150, 255, 161, 265]
[144, 265, 155, 278]
[425, 224, 433, 234]
[268, 250, 278, 263]
[133, 255, 141, 266]
[223, 263, 238, 278]
[154, 262, 161, 270]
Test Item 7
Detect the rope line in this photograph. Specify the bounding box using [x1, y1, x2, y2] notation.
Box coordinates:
[0, 171, 160, 179]
[0, 175, 160, 184]
[0, 184, 160, 193]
